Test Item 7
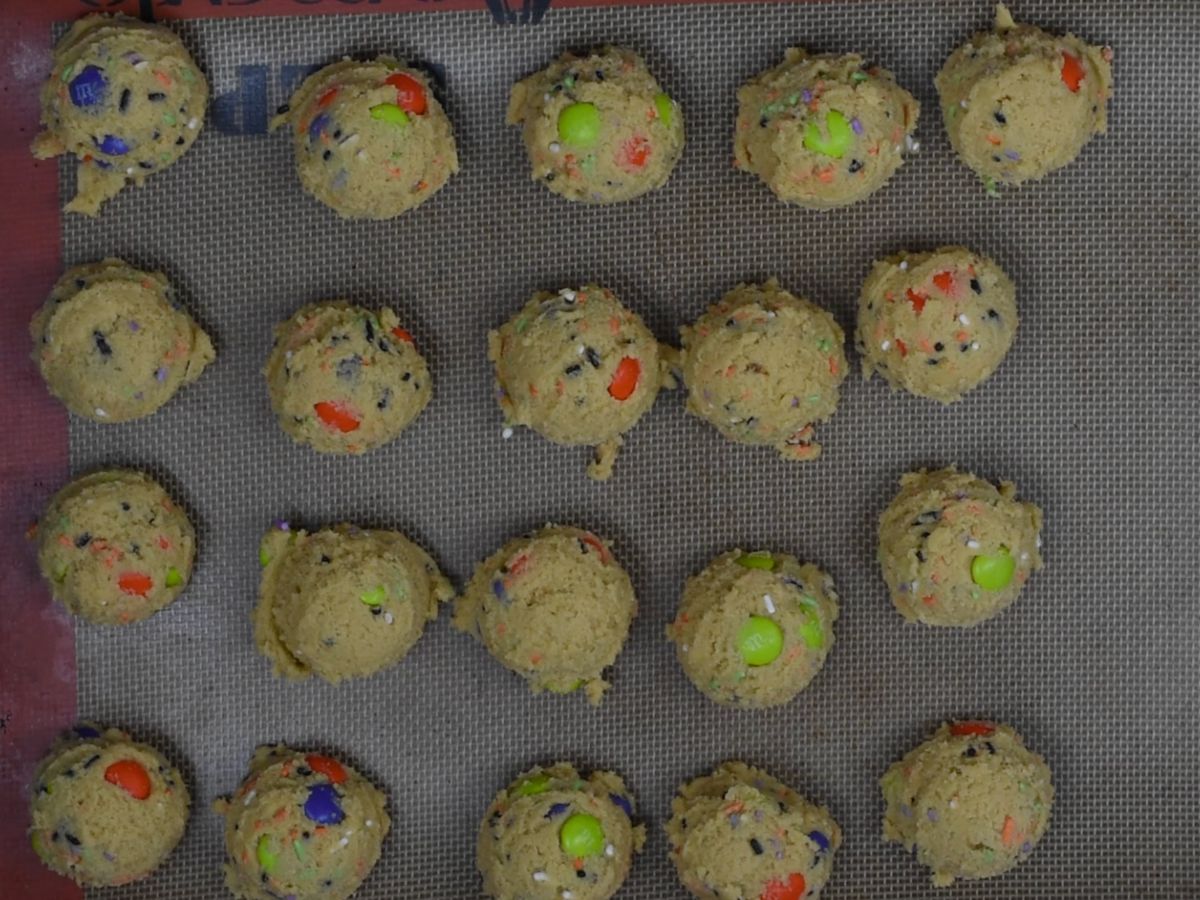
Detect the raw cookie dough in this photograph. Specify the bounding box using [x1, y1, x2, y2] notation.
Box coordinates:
[489, 285, 665, 480]
[679, 279, 847, 461]
[271, 57, 458, 219]
[878, 467, 1043, 627]
[667, 550, 838, 708]
[28, 723, 189, 887]
[855, 246, 1017, 403]
[478, 762, 645, 900]
[215, 745, 390, 900]
[453, 525, 636, 704]
[508, 46, 684, 204]
[254, 522, 453, 683]
[37, 469, 195, 625]
[30, 258, 214, 422]
[734, 49, 918, 208]
[264, 302, 431, 454]
[666, 761, 841, 899]
[936, 4, 1113, 191]
[881, 720, 1054, 886]
[32, 14, 208, 216]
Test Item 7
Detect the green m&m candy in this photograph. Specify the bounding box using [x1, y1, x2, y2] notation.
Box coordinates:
[559, 813, 605, 857]
[735, 551, 775, 571]
[558, 102, 601, 147]
[512, 773, 552, 797]
[654, 93, 673, 127]
[738, 615, 783, 666]
[803, 109, 853, 159]
[971, 547, 1016, 591]
[360, 586, 387, 607]
[370, 102, 410, 126]
[165, 566, 183, 588]
[256, 834, 278, 873]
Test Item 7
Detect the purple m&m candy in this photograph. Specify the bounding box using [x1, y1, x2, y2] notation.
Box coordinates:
[808, 829, 830, 853]
[69, 66, 107, 108]
[73, 725, 101, 739]
[95, 134, 131, 156]
[308, 112, 331, 143]
[303, 783, 344, 825]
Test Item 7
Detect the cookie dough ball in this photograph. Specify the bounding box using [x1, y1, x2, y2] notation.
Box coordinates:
[28, 723, 189, 887]
[856, 247, 1017, 403]
[489, 286, 665, 480]
[936, 4, 1113, 191]
[734, 49, 918, 209]
[667, 550, 838, 708]
[264, 302, 431, 454]
[32, 14, 208, 216]
[667, 762, 841, 899]
[254, 522, 453, 683]
[37, 469, 195, 625]
[271, 57, 458, 219]
[478, 762, 645, 899]
[508, 46, 684, 203]
[453, 525, 636, 704]
[878, 467, 1043, 627]
[680, 279, 846, 461]
[881, 720, 1054, 886]
[30, 259, 214, 422]
[216, 745, 390, 900]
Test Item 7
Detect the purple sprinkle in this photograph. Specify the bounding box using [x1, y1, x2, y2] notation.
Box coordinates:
[1021, 841, 1032, 854]
[103, 851, 116, 862]
[801, 89, 812, 103]
[729, 813, 741, 828]
[491, 579, 509, 604]
[781, 576, 805, 591]
[308, 112, 331, 142]
[545, 802, 570, 819]
[122, 52, 143, 66]
[128, 320, 140, 332]
[273, 519, 290, 532]
[899, 803, 913, 818]
[133, 391, 143, 400]
[155, 367, 168, 382]
[752, 809, 764, 822]
[74, 725, 101, 739]
[1004, 150, 1021, 161]
[926, 808, 939, 822]
[609, 793, 633, 817]
[809, 830, 831, 853]
[93, 158, 113, 170]
[331, 169, 348, 191]
[850, 117, 864, 135]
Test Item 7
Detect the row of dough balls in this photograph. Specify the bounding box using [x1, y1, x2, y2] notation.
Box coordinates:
[28, 723, 1053, 896]
[31, 248, 1019, 477]
[35, 7, 1113, 217]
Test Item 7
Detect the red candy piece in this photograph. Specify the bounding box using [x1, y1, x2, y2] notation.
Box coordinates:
[951, 720, 996, 737]
[607, 356, 641, 401]
[117, 571, 153, 596]
[894, 338, 908, 357]
[314, 401, 361, 433]
[905, 288, 927, 315]
[305, 754, 347, 784]
[385, 73, 427, 115]
[932, 271, 955, 294]
[317, 88, 340, 108]
[621, 136, 651, 169]
[761, 873, 807, 900]
[1061, 52, 1085, 93]
[580, 533, 610, 565]
[104, 759, 151, 799]
[391, 326, 415, 344]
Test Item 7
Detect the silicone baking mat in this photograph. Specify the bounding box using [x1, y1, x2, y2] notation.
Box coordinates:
[14, 0, 1200, 897]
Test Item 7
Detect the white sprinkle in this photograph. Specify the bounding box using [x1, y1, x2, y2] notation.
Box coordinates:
[533, 871, 549, 883]
[562, 891, 574, 899]
[763, 594, 776, 615]
[542, 93, 552, 102]
[187, 117, 198, 130]
[356, 149, 368, 162]
[893, 144, 902, 153]
[549, 141, 561, 154]
[125, 167, 135, 176]
[576, 344, 585, 356]
[366, 819, 375, 828]
[285, 351, 293, 360]
[910, 581, 920, 593]
[1020, 552, 1030, 562]
[94, 407, 108, 418]
[680, 644, 689, 653]
[1036, 534, 1043, 549]
[559, 288, 576, 301]
[605, 843, 615, 857]
[242, 789, 257, 806]
[949, 798, 959, 809]
[898, 260, 909, 271]
[959, 99, 969, 109]
[339, 837, 349, 847]
[134, 61, 148, 71]
[958, 313, 971, 325]
[765, 310, 776, 318]
[967, 539, 980, 550]
[971, 341, 981, 351]
[384, 612, 394, 625]
[502, 427, 514, 440]
[904, 135, 920, 153]
[880, 340, 891, 351]
[339, 133, 360, 148]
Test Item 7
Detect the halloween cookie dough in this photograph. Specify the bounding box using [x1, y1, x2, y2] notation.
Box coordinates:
[936, 4, 1113, 191]
[478, 762, 645, 900]
[28, 723, 189, 887]
[453, 525, 636, 704]
[666, 762, 841, 899]
[667, 550, 838, 708]
[489, 285, 665, 480]
[878, 467, 1043, 627]
[215, 745, 390, 900]
[264, 302, 431, 454]
[37, 469, 195, 625]
[734, 49, 918, 208]
[271, 57, 458, 219]
[32, 14, 208, 216]
[508, 46, 684, 203]
[881, 720, 1054, 887]
[856, 247, 1017, 403]
[254, 522, 453, 683]
[31, 259, 214, 422]
[680, 279, 846, 461]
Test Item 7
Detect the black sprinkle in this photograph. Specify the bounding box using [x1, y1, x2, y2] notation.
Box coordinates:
[960, 343, 971, 352]
[119, 88, 131, 112]
[759, 116, 769, 128]
[778, 802, 788, 813]
[151, 130, 160, 141]
[336, 355, 362, 380]
[148, 91, 166, 102]
[333, 129, 342, 139]
[412, 381, 420, 390]
[992, 155, 1002, 163]
[749, 838, 764, 855]
[987, 308, 999, 319]
[993, 110, 1007, 125]
[565, 364, 583, 377]
[916, 550, 926, 562]
[130, 542, 141, 557]
[970, 278, 983, 295]
[364, 318, 375, 342]
[726, 318, 737, 328]
[986, 742, 996, 754]
[377, 387, 392, 410]
[121, 502, 130, 511]
[65, 833, 81, 847]
[848, 159, 863, 173]
[320, 555, 331, 565]
[296, 766, 312, 777]
[93, 331, 112, 357]
[323, 880, 333, 889]
[82, 754, 100, 769]
[261, 873, 270, 884]
[75, 532, 92, 548]
[934, 342, 944, 352]
[576, 869, 587, 878]
[138, 161, 154, 169]
[371, 606, 382, 616]
[544, 172, 556, 182]
[276, 103, 290, 115]
[302, 831, 310, 840]
[402, 372, 412, 382]
[595, 69, 605, 81]
[377, 339, 391, 353]
[175, 136, 185, 146]
[927, 358, 939, 366]
[51, 831, 60, 842]
[584, 347, 601, 369]
[75, 279, 86, 288]
[322, 149, 332, 161]
[964, 746, 978, 758]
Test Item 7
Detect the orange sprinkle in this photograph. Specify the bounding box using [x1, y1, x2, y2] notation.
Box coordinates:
[955, 330, 969, 343]
[932, 271, 955, 294]
[828, 356, 839, 376]
[528, 382, 539, 398]
[922, 594, 936, 606]
[985, 133, 1002, 146]
[816, 165, 836, 183]
[906, 288, 927, 315]
[1001, 815, 1019, 847]
[572, 858, 585, 871]
[608, 316, 621, 335]
[530, 652, 543, 665]
[555, 378, 565, 397]
[895, 338, 908, 357]
[57, 534, 72, 548]
[153, 70, 172, 88]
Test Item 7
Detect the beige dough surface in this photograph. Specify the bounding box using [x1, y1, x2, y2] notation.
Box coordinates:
[878, 467, 1043, 627]
[36, 469, 195, 625]
[28, 724, 189, 887]
[489, 285, 665, 480]
[667, 550, 838, 708]
[271, 57, 458, 219]
[30, 259, 214, 422]
[855, 246, 1017, 403]
[881, 721, 1053, 886]
[666, 762, 841, 899]
[254, 522, 453, 683]
[453, 525, 636, 704]
[734, 49, 918, 209]
[264, 302, 431, 455]
[679, 279, 846, 461]
[507, 46, 684, 203]
[32, 14, 208, 216]
[215, 745, 390, 900]
[477, 761, 645, 900]
[936, 4, 1113, 191]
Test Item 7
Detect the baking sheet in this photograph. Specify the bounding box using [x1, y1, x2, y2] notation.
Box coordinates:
[56, 2, 1200, 897]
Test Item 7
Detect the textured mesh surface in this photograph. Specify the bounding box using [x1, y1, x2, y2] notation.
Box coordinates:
[58, 2, 1200, 897]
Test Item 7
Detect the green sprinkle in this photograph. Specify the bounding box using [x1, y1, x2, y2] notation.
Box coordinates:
[181, 67, 195, 83]
[292, 840, 306, 861]
[735, 551, 775, 571]
[60, 64, 74, 83]
[53, 564, 69, 582]
[808, 394, 822, 403]
[817, 338, 832, 352]
[851, 71, 870, 83]
[983, 175, 1000, 198]
[165, 567, 183, 588]
[654, 93, 673, 127]
[548, 679, 583, 694]
[370, 103, 410, 126]
[258, 546, 271, 568]
[256, 835, 277, 873]
[163, 112, 177, 126]
[562, 74, 576, 90]
[786, 93, 800, 105]
[360, 586, 387, 607]
[515, 317, 529, 333]
[798, 611, 825, 650]
[159, 152, 172, 164]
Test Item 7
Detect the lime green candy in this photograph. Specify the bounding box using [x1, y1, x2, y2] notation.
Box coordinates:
[256, 835, 277, 873]
[735, 551, 775, 571]
[559, 813, 606, 857]
[971, 548, 1016, 591]
[549, 679, 584, 694]
[512, 773, 552, 797]
[737, 616, 784, 666]
[360, 586, 387, 607]
[370, 103, 410, 126]
[557, 102, 601, 147]
[654, 93, 673, 127]
[165, 567, 183, 588]
[803, 109, 853, 159]
[797, 611, 825, 650]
